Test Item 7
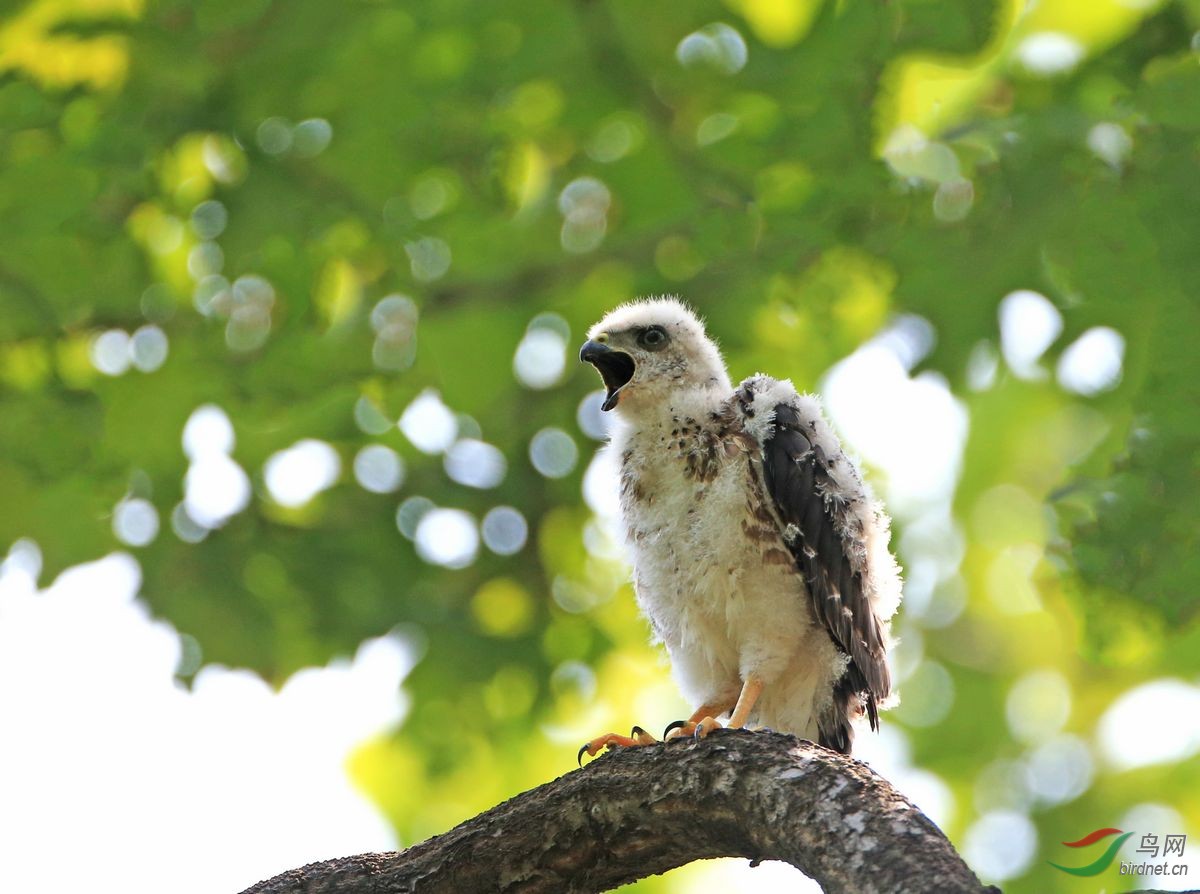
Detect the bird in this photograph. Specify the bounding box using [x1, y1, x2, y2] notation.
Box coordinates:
[576, 297, 902, 762]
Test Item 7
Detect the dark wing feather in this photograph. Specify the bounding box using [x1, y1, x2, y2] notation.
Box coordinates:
[760, 402, 890, 748]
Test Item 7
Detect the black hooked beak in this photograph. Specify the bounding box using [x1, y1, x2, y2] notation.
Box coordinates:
[580, 339, 635, 411]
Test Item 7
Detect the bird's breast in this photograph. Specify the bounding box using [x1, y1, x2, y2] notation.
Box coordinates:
[618, 421, 789, 627]
[614, 415, 821, 712]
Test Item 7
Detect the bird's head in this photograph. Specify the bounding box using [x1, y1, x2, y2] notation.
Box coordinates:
[580, 297, 730, 418]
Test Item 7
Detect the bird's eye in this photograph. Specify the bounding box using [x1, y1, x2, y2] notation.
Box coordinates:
[638, 326, 669, 351]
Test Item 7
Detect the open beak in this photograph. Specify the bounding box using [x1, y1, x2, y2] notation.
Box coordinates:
[580, 340, 635, 411]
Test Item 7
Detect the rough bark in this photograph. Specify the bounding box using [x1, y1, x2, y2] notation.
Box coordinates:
[244, 729, 1000, 894]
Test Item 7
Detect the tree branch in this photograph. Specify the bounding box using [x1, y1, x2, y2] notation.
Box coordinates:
[243, 729, 1002, 894]
[243, 730, 1189, 893]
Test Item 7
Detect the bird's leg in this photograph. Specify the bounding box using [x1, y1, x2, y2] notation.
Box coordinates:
[692, 675, 765, 740]
[577, 725, 658, 765]
[663, 701, 733, 741]
[727, 674, 765, 728]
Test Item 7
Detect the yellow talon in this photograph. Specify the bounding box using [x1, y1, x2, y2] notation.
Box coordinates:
[577, 725, 658, 765]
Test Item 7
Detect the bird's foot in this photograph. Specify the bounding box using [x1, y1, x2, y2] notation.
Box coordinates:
[577, 725, 657, 765]
[662, 716, 722, 741]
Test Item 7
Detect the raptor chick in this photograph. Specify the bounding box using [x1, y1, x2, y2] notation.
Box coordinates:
[578, 297, 901, 760]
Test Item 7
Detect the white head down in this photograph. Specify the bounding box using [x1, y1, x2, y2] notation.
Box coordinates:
[580, 297, 731, 420]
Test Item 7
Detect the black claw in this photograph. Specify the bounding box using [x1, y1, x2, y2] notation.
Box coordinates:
[631, 725, 647, 738]
[577, 744, 589, 767]
[663, 720, 686, 739]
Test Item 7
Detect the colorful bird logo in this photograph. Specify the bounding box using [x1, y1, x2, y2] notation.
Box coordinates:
[1049, 827, 1134, 876]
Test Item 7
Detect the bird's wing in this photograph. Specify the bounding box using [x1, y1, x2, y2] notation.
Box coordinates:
[736, 377, 894, 736]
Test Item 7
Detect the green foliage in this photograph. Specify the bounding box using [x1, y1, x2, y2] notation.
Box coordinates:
[2, 0, 1198, 890]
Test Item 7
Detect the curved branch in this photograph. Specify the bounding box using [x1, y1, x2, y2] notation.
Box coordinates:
[243, 730, 997, 894]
